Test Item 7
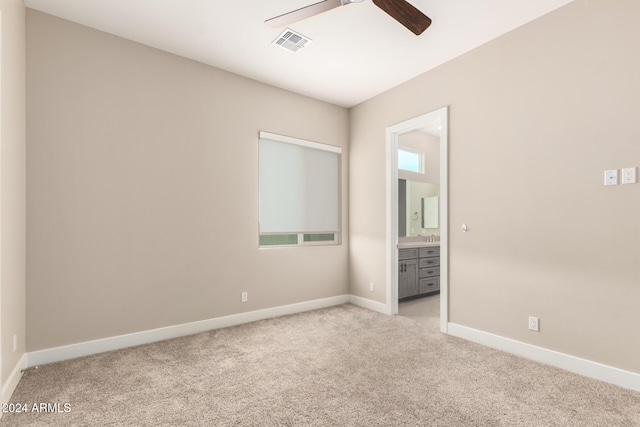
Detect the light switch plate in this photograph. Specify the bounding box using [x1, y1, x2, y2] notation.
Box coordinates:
[604, 169, 618, 186]
[622, 167, 637, 184]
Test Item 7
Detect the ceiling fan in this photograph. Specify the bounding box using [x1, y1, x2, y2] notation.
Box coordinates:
[266, 0, 432, 36]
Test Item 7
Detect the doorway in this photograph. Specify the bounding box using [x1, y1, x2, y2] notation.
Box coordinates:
[385, 107, 448, 333]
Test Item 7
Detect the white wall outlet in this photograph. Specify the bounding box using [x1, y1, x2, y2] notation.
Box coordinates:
[622, 167, 637, 184]
[604, 169, 618, 186]
[369, 282, 374, 292]
[13, 334, 17, 353]
[241, 292, 248, 303]
[528, 316, 540, 332]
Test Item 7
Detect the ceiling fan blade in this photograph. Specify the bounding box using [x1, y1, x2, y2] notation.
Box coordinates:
[266, 0, 344, 28]
[372, 0, 432, 35]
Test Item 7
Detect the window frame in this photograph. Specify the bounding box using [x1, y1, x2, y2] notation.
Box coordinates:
[259, 233, 338, 248]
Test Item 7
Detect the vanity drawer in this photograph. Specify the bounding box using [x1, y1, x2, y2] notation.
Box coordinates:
[419, 246, 440, 258]
[419, 266, 440, 279]
[398, 248, 418, 260]
[419, 257, 439, 268]
[419, 277, 440, 294]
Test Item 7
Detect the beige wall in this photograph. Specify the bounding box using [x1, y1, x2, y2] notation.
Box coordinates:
[1, 0, 26, 388]
[350, 0, 640, 373]
[26, 10, 349, 351]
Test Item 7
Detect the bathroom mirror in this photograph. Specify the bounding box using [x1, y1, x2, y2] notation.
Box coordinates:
[398, 179, 439, 237]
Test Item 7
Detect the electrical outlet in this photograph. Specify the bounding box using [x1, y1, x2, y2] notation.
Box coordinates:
[369, 282, 374, 292]
[241, 292, 248, 303]
[528, 316, 539, 332]
[622, 167, 637, 184]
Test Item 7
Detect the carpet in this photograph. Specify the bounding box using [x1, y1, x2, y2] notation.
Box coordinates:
[2, 304, 639, 426]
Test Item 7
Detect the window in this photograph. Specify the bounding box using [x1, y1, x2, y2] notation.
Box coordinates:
[258, 131, 341, 247]
[398, 147, 424, 173]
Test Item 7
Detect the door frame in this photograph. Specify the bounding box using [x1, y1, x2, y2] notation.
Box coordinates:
[385, 107, 449, 333]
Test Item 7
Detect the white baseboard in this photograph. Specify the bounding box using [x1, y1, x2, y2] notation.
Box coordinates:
[0, 353, 27, 419]
[348, 294, 388, 314]
[27, 295, 350, 368]
[25, 300, 639, 394]
[448, 323, 640, 393]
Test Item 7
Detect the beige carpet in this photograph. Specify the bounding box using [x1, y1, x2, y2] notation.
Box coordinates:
[3, 304, 639, 426]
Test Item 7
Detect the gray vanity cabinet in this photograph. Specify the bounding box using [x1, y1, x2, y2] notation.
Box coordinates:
[398, 251, 419, 299]
[399, 246, 440, 300]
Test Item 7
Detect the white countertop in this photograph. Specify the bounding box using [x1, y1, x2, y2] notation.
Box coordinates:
[398, 241, 440, 249]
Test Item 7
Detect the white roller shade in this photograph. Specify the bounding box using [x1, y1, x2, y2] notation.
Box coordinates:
[259, 132, 340, 234]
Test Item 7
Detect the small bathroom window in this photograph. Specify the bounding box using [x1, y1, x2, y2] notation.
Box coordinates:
[398, 147, 424, 174]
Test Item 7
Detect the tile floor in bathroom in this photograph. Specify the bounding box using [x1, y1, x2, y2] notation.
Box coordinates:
[398, 293, 440, 330]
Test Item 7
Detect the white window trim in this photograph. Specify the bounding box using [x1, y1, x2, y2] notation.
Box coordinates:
[259, 131, 341, 154]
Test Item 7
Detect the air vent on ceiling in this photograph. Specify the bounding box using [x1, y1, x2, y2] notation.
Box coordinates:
[272, 28, 312, 53]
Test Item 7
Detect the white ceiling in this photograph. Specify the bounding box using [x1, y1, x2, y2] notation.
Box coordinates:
[24, 0, 575, 108]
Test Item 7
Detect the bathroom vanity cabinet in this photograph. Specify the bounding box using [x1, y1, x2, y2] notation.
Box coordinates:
[398, 246, 440, 299]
